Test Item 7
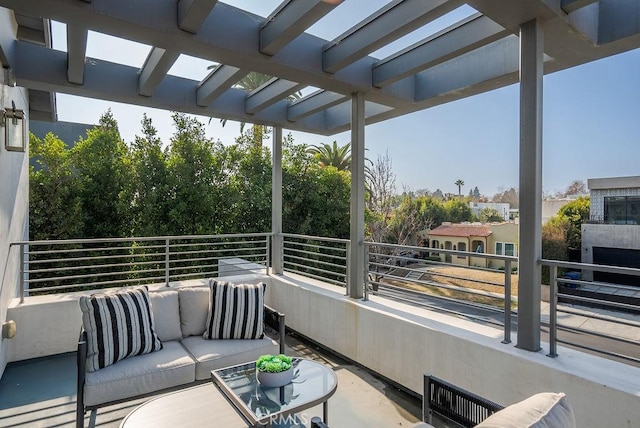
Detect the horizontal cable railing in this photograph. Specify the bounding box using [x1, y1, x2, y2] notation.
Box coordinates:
[282, 233, 349, 288]
[365, 241, 517, 344]
[10, 233, 270, 300]
[540, 259, 640, 364]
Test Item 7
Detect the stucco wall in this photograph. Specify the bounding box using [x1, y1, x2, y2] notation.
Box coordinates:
[0, 73, 29, 378]
[268, 274, 640, 428]
[581, 223, 640, 280]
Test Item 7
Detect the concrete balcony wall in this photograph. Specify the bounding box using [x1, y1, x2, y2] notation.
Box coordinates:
[6, 275, 268, 362]
[0, 59, 30, 377]
[268, 273, 640, 428]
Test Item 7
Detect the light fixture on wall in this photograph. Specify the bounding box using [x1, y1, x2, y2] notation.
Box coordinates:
[1, 101, 26, 152]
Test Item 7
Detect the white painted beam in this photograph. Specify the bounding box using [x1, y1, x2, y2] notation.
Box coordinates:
[272, 126, 283, 275]
[260, 0, 341, 55]
[178, 0, 218, 33]
[323, 0, 463, 73]
[373, 13, 509, 87]
[561, 0, 598, 14]
[196, 64, 246, 107]
[349, 92, 365, 299]
[66, 25, 87, 84]
[245, 78, 304, 115]
[287, 90, 348, 122]
[138, 47, 179, 97]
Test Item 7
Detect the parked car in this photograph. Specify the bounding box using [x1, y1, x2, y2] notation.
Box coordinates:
[387, 250, 420, 267]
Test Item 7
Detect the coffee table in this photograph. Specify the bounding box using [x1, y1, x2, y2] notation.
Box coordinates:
[211, 358, 338, 427]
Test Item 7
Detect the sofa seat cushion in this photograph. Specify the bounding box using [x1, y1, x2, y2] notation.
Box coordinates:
[181, 336, 278, 380]
[83, 341, 195, 407]
[475, 392, 575, 428]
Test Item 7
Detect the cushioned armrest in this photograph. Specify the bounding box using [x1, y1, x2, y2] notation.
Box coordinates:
[77, 329, 87, 428]
[264, 305, 286, 354]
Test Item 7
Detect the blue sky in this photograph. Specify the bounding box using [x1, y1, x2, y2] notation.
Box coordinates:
[50, 0, 640, 197]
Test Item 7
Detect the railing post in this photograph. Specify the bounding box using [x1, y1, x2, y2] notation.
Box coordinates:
[502, 259, 512, 344]
[19, 243, 25, 303]
[345, 242, 351, 296]
[547, 265, 558, 357]
[363, 243, 369, 301]
[165, 238, 170, 287]
[266, 235, 271, 275]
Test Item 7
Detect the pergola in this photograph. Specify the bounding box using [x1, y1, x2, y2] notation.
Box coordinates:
[1, 0, 639, 352]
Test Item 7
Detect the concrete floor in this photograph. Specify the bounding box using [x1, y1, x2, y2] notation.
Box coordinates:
[0, 331, 427, 428]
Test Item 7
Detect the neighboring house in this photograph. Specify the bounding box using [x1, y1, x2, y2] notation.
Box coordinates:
[541, 195, 588, 224]
[425, 222, 518, 269]
[582, 176, 640, 284]
[469, 202, 510, 221]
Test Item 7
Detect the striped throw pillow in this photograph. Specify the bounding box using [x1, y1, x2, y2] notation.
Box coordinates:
[203, 280, 264, 340]
[79, 286, 162, 372]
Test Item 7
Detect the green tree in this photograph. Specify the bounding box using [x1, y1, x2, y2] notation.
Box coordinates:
[307, 141, 351, 171]
[444, 198, 473, 223]
[129, 114, 170, 236]
[455, 179, 464, 196]
[557, 196, 590, 250]
[165, 113, 226, 235]
[29, 132, 83, 239]
[70, 111, 133, 238]
[478, 207, 503, 223]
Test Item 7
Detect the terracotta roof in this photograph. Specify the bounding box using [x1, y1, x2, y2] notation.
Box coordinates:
[427, 223, 492, 238]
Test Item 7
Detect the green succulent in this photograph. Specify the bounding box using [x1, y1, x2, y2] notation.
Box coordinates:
[256, 354, 292, 373]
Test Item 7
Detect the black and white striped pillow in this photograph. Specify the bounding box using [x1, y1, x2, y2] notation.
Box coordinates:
[79, 286, 162, 372]
[203, 281, 264, 340]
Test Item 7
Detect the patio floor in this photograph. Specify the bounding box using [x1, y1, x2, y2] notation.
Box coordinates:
[0, 330, 434, 428]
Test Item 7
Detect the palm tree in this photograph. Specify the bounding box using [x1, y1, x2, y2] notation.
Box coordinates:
[455, 179, 465, 197]
[307, 141, 351, 171]
[208, 68, 301, 146]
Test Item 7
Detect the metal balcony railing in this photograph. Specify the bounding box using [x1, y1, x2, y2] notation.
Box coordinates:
[282, 233, 349, 288]
[9, 233, 271, 300]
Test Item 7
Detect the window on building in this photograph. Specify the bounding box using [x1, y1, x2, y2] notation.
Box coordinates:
[495, 242, 517, 257]
[458, 242, 467, 259]
[604, 196, 640, 224]
[472, 240, 484, 253]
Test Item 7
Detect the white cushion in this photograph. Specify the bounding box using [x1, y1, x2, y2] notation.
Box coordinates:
[178, 287, 210, 337]
[203, 280, 264, 340]
[79, 286, 162, 372]
[181, 335, 278, 380]
[475, 392, 575, 428]
[83, 341, 195, 406]
[149, 290, 182, 342]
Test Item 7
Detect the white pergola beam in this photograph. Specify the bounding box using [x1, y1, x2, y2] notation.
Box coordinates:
[245, 78, 304, 115]
[178, 0, 218, 33]
[66, 24, 87, 84]
[373, 13, 509, 87]
[322, 0, 463, 74]
[287, 90, 348, 122]
[196, 65, 246, 107]
[260, 0, 342, 56]
[138, 47, 180, 97]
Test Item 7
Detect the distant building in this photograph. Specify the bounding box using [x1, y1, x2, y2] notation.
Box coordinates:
[424, 222, 518, 269]
[469, 202, 510, 221]
[582, 176, 640, 284]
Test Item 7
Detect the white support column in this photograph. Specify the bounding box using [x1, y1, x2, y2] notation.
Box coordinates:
[517, 19, 543, 352]
[272, 126, 283, 275]
[349, 92, 365, 299]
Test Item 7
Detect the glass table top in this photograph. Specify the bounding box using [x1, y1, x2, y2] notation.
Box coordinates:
[212, 358, 337, 425]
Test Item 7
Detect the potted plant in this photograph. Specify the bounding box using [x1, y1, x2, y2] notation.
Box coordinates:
[255, 354, 293, 387]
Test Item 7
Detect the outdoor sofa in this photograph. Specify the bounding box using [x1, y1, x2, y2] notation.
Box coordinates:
[76, 280, 285, 428]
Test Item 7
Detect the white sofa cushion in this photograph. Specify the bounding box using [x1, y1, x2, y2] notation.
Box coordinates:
[181, 336, 278, 380]
[475, 392, 575, 428]
[203, 281, 265, 340]
[178, 287, 210, 337]
[83, 341, 195, 407]
[79, 286, 162, 372]
[149, 290, 182, 342]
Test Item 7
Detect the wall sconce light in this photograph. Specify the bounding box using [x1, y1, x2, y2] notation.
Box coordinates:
[1, 101, 26, 152]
